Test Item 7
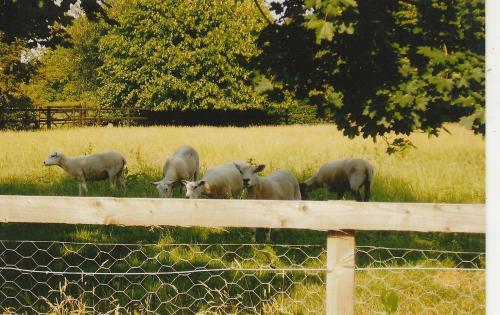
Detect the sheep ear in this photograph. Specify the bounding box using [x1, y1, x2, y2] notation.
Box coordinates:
[198, 180, 206, 187]
[151, 181, 161, 185]
[233, 163, 242, 173]
[254, 164, 265, 173]
[181, 180, 189, 186]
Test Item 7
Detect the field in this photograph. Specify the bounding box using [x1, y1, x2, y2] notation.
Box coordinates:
[0, 123, 485, 247]
[0, 124, 485, 313]
[0, 123, 484, 201]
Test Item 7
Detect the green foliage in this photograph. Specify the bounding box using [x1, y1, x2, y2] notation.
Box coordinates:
[0, 32, 35, 110]
[97, 0, 269, 111]
[0, 0, 106, 47]
[23, 17, 102, 107]
[258, 0, 485, 140]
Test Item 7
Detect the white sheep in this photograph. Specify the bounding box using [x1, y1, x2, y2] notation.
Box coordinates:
[182, 162, 248, 199]
[152, 146, 199, 198]
[43, 151, 127, 195]
[300, 158, 374, 201]
[234, 163, 301, 242]
[234, 164, 301, 200]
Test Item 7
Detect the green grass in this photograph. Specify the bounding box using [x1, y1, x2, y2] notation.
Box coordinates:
[0, 124, 485, 313]
[0, 123, 485, 246]
[0, 123, 484, 200]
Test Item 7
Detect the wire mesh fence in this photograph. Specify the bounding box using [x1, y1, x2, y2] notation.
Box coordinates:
[355, 246, 485, 314]
[0, 240, 485, 314]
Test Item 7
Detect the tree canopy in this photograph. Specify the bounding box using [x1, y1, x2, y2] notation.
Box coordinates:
[257, 0, 485, 140]
[0, 0, 485, 142]
[0, 0, 106, 47]
[23, 17, 102, 106]
[97, 0, 269, 111]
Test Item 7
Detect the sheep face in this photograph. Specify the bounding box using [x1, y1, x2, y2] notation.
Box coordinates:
[152, 180, 175, 198]
[234, 164, 265, 188]
[182, 180, 206, 199]
[44, 152, 63, 166]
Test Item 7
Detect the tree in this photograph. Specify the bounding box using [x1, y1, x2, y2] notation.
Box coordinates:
[0, 0, 108, 109]
[24, 17, 102, 106]
[0, 0, 107, 47]
[0, 33, 36, 109]
[97, 0, 270, 111]
[256, 0, 485, 145]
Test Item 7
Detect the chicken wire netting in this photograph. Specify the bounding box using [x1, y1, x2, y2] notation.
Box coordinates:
[0, 240, 485, 314]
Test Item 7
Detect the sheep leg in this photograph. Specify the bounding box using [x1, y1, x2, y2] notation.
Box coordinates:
[109, 175, 117, 192]
[353, 190, 363, 202]
[117, 169, 126, 190]
[77, 174, 88, 195]
[254, 228, 268, 243]
[337, 191, 345, 200]
[79, 181, 88, 195]
[349, 173, 365, 202]
[251, 228, 257, 242]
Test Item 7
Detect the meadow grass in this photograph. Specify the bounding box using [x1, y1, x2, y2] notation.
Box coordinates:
[0, 124, 485, 313]
[0, 123, 484, 249]
[0, 123, 484, 202]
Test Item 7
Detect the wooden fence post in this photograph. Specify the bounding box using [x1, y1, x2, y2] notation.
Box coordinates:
[0, 106, 4, 129]
[326, 230, 355, 315]
[97, 108, 101, 126]
[46, 106, 52, 129]
[35, 109, 40, 129]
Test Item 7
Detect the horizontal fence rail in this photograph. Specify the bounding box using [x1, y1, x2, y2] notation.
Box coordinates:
[0, 196, 485, 315]
[0, 196, 485, 233]
[0, 106, 144, 129]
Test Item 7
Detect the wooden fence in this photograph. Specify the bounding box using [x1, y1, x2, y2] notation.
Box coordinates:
[0, 196, 485, 315]
[0, 106, 145, 129]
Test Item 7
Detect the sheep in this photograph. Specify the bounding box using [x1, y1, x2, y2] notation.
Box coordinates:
[152, 146, 200, 198]
[182, 162, 248, 199]
[234, 163, 301, 241]
[43, 151, 127, 195]
[234, 164, 301, 201]
[300, 158, 374, 201]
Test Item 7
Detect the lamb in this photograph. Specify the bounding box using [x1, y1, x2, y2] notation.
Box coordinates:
[43, 151, 127, 195]
[182, 162, 248, 199]
[152, 146, 200, 198]
[234, 164, 301, 200]
[300, 158, 374, 201]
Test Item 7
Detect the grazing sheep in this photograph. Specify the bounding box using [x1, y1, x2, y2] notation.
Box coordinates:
[43, 151, 126, 195]
[234, 163, 301, 242]
[300, 158, 374, 201]
[152, 146, 200, 198]
[182, 162, 248, 199]
[234, 164, 301, 201]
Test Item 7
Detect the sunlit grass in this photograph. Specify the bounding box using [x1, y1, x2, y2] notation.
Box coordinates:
[0, 123, 484, 203]
[0, 124, 485, 313]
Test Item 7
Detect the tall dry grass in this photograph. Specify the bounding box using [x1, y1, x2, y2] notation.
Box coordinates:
[0, 123, 484, 202]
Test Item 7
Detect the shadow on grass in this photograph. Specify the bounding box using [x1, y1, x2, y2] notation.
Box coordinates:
[304, 176, 420, 202]
[0, 173, 485, 251]
[0, 172, 159, 197]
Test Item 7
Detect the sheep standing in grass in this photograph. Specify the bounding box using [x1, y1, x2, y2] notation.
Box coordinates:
[300, 158, 374, 201]
[43, 151, 127, 195]
[234, 163, 301, 241]
[234, 164, 301, 200]
[152, 146, 199, 198]
[182, 162, 248, 199]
